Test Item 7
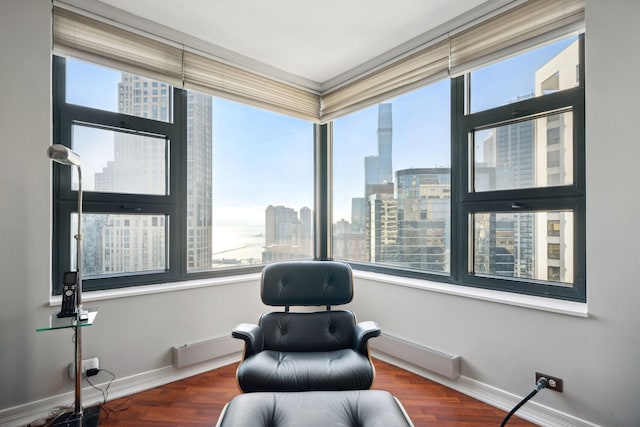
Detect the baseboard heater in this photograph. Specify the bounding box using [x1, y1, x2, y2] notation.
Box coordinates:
[369, 333, 461, 379]
[172, 335, 243, 368]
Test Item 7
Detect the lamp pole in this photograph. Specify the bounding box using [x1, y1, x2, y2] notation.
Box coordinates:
[48, 144, 84, 422]
[73, 164, 83, 418]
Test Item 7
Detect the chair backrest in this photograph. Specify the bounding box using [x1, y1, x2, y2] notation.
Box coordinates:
[261, 261, 353, 309]
[259, 311, 357, 352]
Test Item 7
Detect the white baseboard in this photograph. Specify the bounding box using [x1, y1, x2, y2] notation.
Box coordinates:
[371, 351, 601, 427]
[0, 352, 241, 427]
[3, 333, 600, 427]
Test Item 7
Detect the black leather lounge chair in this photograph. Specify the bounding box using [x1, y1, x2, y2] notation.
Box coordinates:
[232, 260, 381, 392]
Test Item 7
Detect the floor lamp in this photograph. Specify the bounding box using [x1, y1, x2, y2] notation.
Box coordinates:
[48, 144, 92, 426]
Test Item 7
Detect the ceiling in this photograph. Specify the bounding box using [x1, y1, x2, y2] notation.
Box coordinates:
[74, 0, 508, 90]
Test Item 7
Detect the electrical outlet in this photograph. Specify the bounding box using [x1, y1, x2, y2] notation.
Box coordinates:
[536, 371, 563, 392]
[68, 357, 99, 379]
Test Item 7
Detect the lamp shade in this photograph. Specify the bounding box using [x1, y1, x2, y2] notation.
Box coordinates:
[47, 144, 81, 167]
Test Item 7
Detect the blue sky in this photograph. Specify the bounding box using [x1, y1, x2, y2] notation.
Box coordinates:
[65, 34, 577, 226]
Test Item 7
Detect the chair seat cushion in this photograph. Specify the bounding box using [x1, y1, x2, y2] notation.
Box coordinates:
[216, 390, 413, 427]
[236, 349, 375, 392]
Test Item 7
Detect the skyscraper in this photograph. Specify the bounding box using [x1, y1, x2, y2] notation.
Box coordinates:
[363, 103, 395, 262]
[395, 168, 451, 272]
[185, 90, 213, 271]
[263, 205, 311, 262]
[364, 103, 394, 197]
[494, 98, 535, 278]
[533, 40, 579, 284]
[377, 103, 393, 184]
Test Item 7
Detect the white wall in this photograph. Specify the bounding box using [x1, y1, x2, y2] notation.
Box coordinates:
[1, 0, 639, 426]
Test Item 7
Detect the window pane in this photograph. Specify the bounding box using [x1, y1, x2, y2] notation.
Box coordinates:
[333, 81, 451, 273]
[473, 111, 573, 191]
[186, 94, 314, 271]
[472, 211, 573, 284]
[72, 124, 168, 195]
[469, 35, 579, 113]
[72, 213, 168, 277]
[66, 58, 172, 122]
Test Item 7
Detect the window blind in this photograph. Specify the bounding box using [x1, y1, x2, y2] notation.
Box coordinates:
[320, 40, 449, 123]
[321, 0, 584, 122]
[53, 6, 321, 122]
[53, 6, 184, 87]
[183, 50, 320, 121]
[53, 0, 584, 124]
[449, 0, 585, 77]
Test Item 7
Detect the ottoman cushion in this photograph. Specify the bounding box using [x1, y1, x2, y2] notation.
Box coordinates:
[216, 390, 413, 427]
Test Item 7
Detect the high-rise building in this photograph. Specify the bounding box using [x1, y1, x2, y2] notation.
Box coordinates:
[263, 205, 311, 262]
[395, 168, 451, 272]
[333, 218, 366, 261]
[367, 191, 397, 263]
[185, 91, 213, 271]
[494, 99, 535, 278]
[534, 40, 579, 284]
[364, 103, 393, 197]
[377, 103, 393, 184]
[299, 206, 313, 256]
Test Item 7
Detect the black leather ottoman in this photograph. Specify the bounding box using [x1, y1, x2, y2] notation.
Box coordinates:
[215, 390, 413, 427]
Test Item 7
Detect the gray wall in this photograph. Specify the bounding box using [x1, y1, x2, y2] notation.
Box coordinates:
[1, 1, 639, 426]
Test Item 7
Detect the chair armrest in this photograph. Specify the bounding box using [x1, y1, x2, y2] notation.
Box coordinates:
[232, 323, 264, 357]
[354, 320, 381, 355]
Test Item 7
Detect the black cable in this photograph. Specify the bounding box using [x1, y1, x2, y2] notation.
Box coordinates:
[83, 369, 134, 419]
[500, 377, 548, 427]
[84, 368, 116, 405]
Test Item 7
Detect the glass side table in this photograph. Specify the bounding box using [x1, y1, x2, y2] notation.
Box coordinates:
[37, 308, 99, 332]
[36, 307, 100, 426]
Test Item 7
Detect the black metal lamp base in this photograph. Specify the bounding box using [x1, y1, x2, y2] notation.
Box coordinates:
[52, 406, 100, 427]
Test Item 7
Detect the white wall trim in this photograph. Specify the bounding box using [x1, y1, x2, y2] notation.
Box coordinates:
[3, 334, 600, 427]
[354, 270, 589, 317]
[49, 273, 261, 306]
[371, 351, 602, 427]
[0, 353, 242, 427]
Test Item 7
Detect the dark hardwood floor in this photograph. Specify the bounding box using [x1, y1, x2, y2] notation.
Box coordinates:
[96, 358, 536, 426]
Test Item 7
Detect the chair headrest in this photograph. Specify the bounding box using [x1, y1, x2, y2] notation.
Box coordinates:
[261, 261, 353, 307]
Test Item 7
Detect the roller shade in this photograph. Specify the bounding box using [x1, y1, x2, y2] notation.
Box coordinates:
[449, 0, 584, 77]
[321, 0, 583, 122]
[53, 6, 184, 87]
[320, 40, 449, 123]
[53, 0, 584, 124]
[183, 50, 320, 121]
[53, 6, 321, 122]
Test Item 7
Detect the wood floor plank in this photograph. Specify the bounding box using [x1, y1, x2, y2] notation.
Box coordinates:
[97, 358, 537, 426]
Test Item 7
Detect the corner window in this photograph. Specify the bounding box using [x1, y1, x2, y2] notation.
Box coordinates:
[332, 34, 585, 301]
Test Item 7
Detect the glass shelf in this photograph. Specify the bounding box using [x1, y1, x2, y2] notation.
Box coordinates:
[36, 307, 99, 332]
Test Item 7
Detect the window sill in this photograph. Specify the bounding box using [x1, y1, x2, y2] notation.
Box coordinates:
[49, 270, 588, 317]
[49, 273, 261, 306]
[353, 270, 589, 317]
